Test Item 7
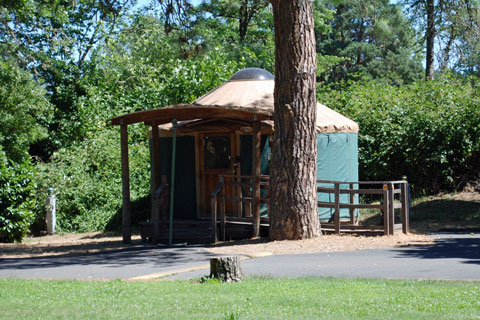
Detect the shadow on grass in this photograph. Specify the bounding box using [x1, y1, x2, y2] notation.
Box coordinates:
[411, 199, 480, 221]
[359, 198, 480, 232]
[410, 199, 480, 232]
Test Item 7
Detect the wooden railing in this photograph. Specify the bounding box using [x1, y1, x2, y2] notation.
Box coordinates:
[138, 183, 168, 244]
[210, 177, 410, 242]
[316, 180, 409, 235]
[210, 174, 270, 242]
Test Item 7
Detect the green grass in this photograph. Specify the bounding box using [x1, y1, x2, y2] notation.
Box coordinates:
[0, 277, 479, 319]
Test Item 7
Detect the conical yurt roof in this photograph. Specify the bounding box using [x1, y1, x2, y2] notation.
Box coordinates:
[191, 68, 358, 133]
[152, 68, 358, 133]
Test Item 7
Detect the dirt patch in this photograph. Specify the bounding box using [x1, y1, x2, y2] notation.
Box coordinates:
[0, 232, 142, 259]
[207, 233, 433, 256]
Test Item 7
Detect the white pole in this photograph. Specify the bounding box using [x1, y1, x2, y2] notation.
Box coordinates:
[46, 188, 56, 235]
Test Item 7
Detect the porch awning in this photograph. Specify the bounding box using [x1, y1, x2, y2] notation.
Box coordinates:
[111, 104, 273, 126]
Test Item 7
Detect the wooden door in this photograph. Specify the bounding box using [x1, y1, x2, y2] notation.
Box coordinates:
[200, 133, 237, 216]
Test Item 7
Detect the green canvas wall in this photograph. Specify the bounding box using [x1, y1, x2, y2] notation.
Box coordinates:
[317, 132, 359, 221]
[158, 136, 197, 219]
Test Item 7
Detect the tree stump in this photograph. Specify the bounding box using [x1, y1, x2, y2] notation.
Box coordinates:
[210, 256, 244, 282]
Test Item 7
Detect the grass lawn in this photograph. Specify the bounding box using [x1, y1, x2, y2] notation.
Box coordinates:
[0, 277, 479, 319]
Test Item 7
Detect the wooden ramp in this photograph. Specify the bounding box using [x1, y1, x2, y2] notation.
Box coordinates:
[139, 218, 269, 244]
[139, 219, 212, 245]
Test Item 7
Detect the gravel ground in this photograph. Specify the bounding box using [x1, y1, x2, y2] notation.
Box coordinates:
[0, 233, 143, 258]
[206, 233, 433, 256]
[0, 232, 433, 259]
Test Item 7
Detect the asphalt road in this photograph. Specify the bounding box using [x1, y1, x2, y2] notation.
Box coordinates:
[1, 233, 478, 281]
[0, 245, 218, 280]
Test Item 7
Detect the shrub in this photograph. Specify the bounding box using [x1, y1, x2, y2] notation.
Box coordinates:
[33, 127, 151, 233]
[0, 150, 36, 242]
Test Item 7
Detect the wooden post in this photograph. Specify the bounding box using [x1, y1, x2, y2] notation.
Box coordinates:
[388, 183, 395, 235]
[120, 124, 131, 244]
[161, 175, 168, 232]
[245, 187, 252, 218]
[382, 186, 389, 235]
[252, 121, 261, 238]
[151, 194, 160, 245]
[401, 182, 409, 234]
[219, 176, 226, 241]
[151, 122, 161, 191]
[349, 183, 355, 224]
[151, 122, 161, 244]
[211, 195, 218, 244]
[334, 182, 340, 234]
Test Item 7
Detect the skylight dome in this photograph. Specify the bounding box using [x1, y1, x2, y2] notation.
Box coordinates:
[228, 68, 274, 81]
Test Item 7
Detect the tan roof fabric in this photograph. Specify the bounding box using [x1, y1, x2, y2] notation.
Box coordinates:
[193, 79, 358, 133]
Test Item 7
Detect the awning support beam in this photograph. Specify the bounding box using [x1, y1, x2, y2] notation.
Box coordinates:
[252, 120, 261, 238]
[120, 124, 131, 244]
[150, 121, 161, 244]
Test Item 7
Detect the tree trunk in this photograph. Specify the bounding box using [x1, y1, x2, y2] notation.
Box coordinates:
[239, 0, 249, 42]
[269, 0, 321, 240]
[426, 0, 435, 80]
[210, 257, 244, 282]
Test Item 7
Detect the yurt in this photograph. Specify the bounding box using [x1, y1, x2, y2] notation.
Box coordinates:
[111, 67, 359, 243]
[153, 68, 359, 222]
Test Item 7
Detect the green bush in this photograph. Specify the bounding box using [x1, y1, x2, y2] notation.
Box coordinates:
[33, 127, 151, 233]
[319, 75, 480, 194]
[0, 150, 36, 242]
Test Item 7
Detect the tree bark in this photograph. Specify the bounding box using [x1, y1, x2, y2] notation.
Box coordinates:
[210, 257, 244, 282]
[426, 0, 435, 80]
[269, 0, 321, 240]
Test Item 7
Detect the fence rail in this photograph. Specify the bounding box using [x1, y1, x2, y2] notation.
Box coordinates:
[210, 176, 410, 242]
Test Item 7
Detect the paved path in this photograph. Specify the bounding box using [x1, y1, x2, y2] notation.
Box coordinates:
[1, 233, 478, 281]
[0, 245, 218, 280]
[168, 233, 480, 281]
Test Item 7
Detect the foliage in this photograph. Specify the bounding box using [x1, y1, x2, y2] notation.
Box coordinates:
[192, 1, 275, 72]
[0, 0, 135, 158]
[319, 75, 480, 194]
[0, 58, 49, 242]
[1, 278, 479, 319]
[0, 150, 36, 242]
[0, 59, 52, 163]
[33, 128, 150, 233]
[317, 0, 423, 85]
[403, 0, 480, 76]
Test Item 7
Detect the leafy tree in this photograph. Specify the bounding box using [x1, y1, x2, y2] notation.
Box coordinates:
[0, 59, 44, 242]
[196, 0, 271, 43]
[0, 59, 52, 163]
[0, 0, 134, 157]
[317, 0, 423, 85]
[404, 0, 480, 77]
[192, 0, 275, 71]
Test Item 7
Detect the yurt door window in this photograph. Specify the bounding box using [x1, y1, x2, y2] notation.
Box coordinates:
[201, 133, 237, 216]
